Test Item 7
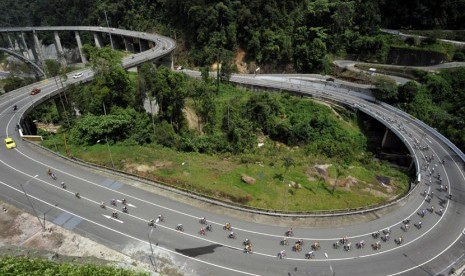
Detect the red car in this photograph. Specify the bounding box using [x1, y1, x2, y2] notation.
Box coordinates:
[30, 88, 41, 95]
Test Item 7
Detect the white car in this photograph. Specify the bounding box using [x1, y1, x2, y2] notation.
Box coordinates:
[73, 72, 83, 79]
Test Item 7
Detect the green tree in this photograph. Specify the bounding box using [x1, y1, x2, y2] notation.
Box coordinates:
[152, 66, 187, 132]
[373, 77, 398, 102]
[76, 45, 135, 114]
[398, 81, 419, 103]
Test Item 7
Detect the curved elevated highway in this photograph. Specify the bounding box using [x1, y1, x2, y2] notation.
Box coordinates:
[0, 27, 464, 276]
[0, 47, 46, 77]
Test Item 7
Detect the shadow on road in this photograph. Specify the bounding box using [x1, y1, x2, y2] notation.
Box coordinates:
[175, 244, 223, 258]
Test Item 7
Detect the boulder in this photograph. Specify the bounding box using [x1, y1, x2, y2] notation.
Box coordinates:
[241, 175, 256, 185]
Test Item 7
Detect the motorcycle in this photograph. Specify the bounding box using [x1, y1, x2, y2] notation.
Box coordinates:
[50, 173, 57, 180]
[176, 225, 184, 232]
[305, 252, 315, 259]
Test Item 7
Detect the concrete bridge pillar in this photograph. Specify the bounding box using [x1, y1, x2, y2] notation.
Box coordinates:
[20, 32, 31, 59]
[93, 32, 104, 48]
[381, 127, 401, 149]
[12, 35, 20, 51]
[7, 33, 14, 49]
[123, 37, 134, 52]
[157, 53, 174, 70]
[53, 31, 67, 68]
[139, 38, 149, 52]
[74, 31, 87, 64]
[381, 127, 389, 149]
[32, 30, 45, 69]
[13, 33, 23, 52]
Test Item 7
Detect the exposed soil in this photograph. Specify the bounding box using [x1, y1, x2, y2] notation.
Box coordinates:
[183, 106, 201, 132]
[308, 164, 394, 198]
[0, 201, 185, 275]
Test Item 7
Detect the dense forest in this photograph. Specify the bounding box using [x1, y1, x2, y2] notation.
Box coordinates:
[1, 0, 465, 152]
[1, 0, 465, 70]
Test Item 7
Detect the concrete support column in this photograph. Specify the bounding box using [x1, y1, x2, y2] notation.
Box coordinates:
[157, 53, 174, 70]
[14, 33, 23, 52]
[123, 37, 134, 52]
[32, 30, 45, 68]
[123, 37, 129, 51]
[93, 32, 104, 48]
[12, 35, 20, 51]
[139, 38, 149, 52]
[74, 31, 87, 64]
[381, 127, 389, 149]
[7, 33, 14, 49]
[20, 32, 30, 59]
[408, 159, 414, 171]
[53, 31, 67, 68]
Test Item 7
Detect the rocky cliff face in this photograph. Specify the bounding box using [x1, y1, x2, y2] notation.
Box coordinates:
[386, 47, 448, 66]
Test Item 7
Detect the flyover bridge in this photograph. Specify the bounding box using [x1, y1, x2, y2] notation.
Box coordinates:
[0, 26, 175, 77]
[0, 26, 465, 276]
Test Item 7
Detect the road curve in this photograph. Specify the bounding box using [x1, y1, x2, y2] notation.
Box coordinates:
[1, 27, 465, 276]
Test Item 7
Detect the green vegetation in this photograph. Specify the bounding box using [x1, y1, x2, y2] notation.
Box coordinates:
[3, 1, 464, 73]
[403, 30, 465, 43]
[373, 68, 465, 151]
[0, 256, 148, 276]
[33, 47, 410, 211]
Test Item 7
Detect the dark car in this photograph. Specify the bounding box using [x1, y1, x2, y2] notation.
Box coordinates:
[30, 88, 41, 95]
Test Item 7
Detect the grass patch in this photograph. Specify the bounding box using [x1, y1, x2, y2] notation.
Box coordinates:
[42, 131, 410, 212]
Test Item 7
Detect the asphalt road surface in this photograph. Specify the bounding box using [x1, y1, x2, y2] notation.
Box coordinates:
[1, 27, 465, 276]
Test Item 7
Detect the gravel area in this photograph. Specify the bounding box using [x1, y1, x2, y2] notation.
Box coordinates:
[0, 201, 185, 275]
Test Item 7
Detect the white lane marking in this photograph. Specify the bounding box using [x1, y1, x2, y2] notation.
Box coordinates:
[0, 155, 454, 263]
[386, 228, 465, 276]
[117, 200, 136, 208]
[2, 77, 464, 269]
[1, 143, 427, 242]
[0, 180, 261, 276]
[102, 214, 124, 223]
